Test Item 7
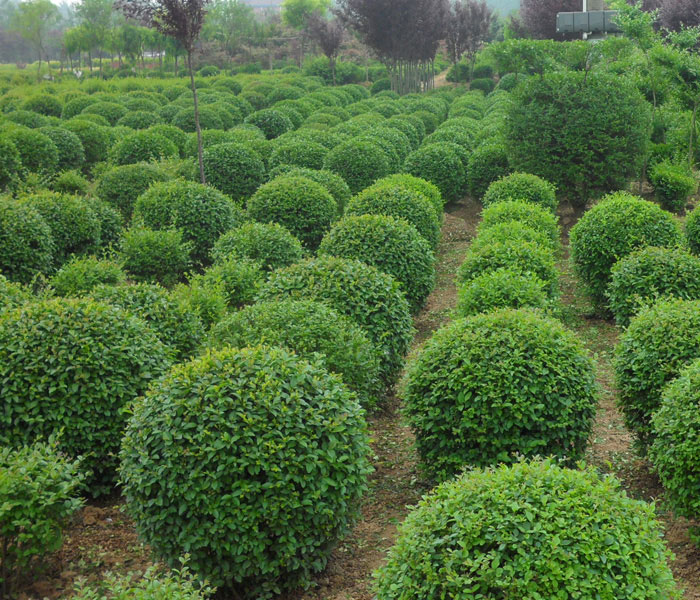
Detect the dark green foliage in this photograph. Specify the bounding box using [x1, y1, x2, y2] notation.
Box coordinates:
[96, 163, 171, 221]
[323, 139, 391, 195]
[202, 143, 265, 202]
[171, 106, 225, 132]
[482, 172, 557, 213]
[211, 222, 302, 271]
[375, 459, 679, 599]
[134, 180, 245, 265]
[506, 72, 651, 207]
[472, 64, 493, 78]
[38, 126, 85, 171]
[615, 298, 700, 453]
[0, 273, 31, 312]
[479, 199, 560, 247]
[371, 78, 391, 94]
[111, 131, 178, 166]
[248, 176, 336, 250]
[467, 143, 510, 201]
[81, 102, 127, 126]
[91, 283, 204, 360]
[0, 298, 172, 494]
[410, 110, 438, 135]
[147, 124, 188, 156]
[686, 204, 700, 255]
[51, 170, 89, 196]
[6, 128, 58, 174]
[50, 256, 126, 297]
[319, 215, 435, 314]
[6, 110, 48, 128]
[423, 127, 474, 152]
[257, 256, 414, 387]
[0, 136, 21, 190]
[404, 143, 465, 203]
[63, 120, 110, 165]
[403, 311, 597, 479]
[570, 193, 682, 310]
[470, 77, 495, 93]
[374, 174, 443, 216]
[385, 117, 421, 150]
[244, 109, 293, 139]
[62, 96, 98, 120]
[120, 228, 192, 288]
[85, 198, 124, 250]
[21, 94, 63, 117]
[209, 299, 382, 408]
[269, 139, 327, 171]
[266, 166, 351, 213]
[120, 345, 371, 597]
[649, 161, 697, 213]
[190, 258, 263, 310]
[117, 111, 161, 130]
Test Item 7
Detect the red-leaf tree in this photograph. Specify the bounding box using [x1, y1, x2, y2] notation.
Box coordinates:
[445, 0, 495, 65]
[519, 0, 582, 39]
[306, 13, 345, 85]
[660, 0, 700, 30]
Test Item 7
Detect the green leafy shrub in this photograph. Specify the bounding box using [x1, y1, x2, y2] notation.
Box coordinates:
[117, 110, 161, 130]
[482, 172, 557, 213]
[211, 222, 302, 271]
[258, 256, 413, 387]
[38, 126, 85, 171]
[81, 101, 127, 126]
[50, 256, 126, 296]
[6, 128, 58, 174]
[6, 109, 48, 128]
[466, 142, 510, 201]
[134, 180, 244, 265]
[615, 298, 700, 452]
[111, 131, 178, 166]
[649, 161, 698, 213]
[0, 298, 172, 493]
[472, 220, 558, 254]
[248, 175, 336, 250]
[64, 120, 110, 165]
[120, 228, 192, 288]
[268, 139, 327, 171]
[469, 77, 495, 93]
[374, 173, 443, 216]
[120, 345, 371, 597]
[202, 142, 265, 202]
[243, 108, 293, 139]
[403, 310, 596, 479]
[96, 163, 171, 221]
[147, 124, 188, 156]
[0, 136, 21, 190]
[171, 106, 224, 132]
[319, 215, 435, 314]
[52, 170, 89, 195]
[371, 78, 391, 94]
[62, 96, 98, 120]
[456, 269, 550, 317]
[0, 442, 83, 596]
[171, 280, 227, 330]
[404, 143, 465, 204]
[479, 199, 560, 247]
[21, 94, 63, 117]
[85, 197, 124, 250]
[74, 112, 110, 127]
[374, 459, 679, 599]
[0, 273, 31, 312]
[209, 299, 382, 407]
[190, 258, 263, 309]
[323, 139, 391, 195]
[267, 165, 351, 213]
[570, 193, 682, 310]
[91, 283, 203, 359]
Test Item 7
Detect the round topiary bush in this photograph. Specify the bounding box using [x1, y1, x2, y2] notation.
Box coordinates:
[268, 139, 327, 171]
[247, 175, 336, 250]
[5, 128, 58, 175]
[648, 161, 697, 213]
[209, 299, 382, 408]
[404, 143, 465, 204]
[147, 124, 188, 156]
[467, 142, 511, 201]
[5, 109, 48, 129]
[190, 258, 263, 310]
[374, 173, 443, 216]
[21, 94, 63, 117]
[323, 139, 391, 195]
[0, 136, 21, 191]
[607, 246, 700, 327]
[243, 108, 293, 139]
[120, 345, 371, 597]
[346, 184, 440, 249]
[0, 273, 31, 312]
[51, 170, 89, 196]
[403, 310, 596, 479]
[63, 120, 110, 165]
[374, 459, 679, 599]
[91, 283, 203, 359]
[482, 172, 557, 213]
[471, 220, 558, 254]
[171, 106, 225, 132]
[134, 180, 245, 265]
[456, 269, 551, 317]
[211, 222, 302, 271]
[319, 215, 435, 314]
[479, 199, 560, 247]
[570, 192, 682, 310]
[62, 96, 98, 120]
[614, 298, 700, 452]
[202, 142, 265, 203]
[81, 101, 127, 126]
[50, 256, 126, 296]
[684, 203, 700, 255]
[116, 110, 161, 130]
[96, 163, 172, 221]
[0, 298, 172, 494]
[111, 131, 178, 166]
[267, 166, 350, 213]
[38, 126, 85, 171]
[120, 227, 192, 288]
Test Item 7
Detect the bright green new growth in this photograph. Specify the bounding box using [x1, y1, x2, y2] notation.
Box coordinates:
[482, 172, 557, 213]
[50, 256, 126, 297]
[479, 199, 560, 247]
[456, 269, 550, 317]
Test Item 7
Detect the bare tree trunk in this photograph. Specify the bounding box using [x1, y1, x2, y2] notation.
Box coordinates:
[188, 50, 206, 184]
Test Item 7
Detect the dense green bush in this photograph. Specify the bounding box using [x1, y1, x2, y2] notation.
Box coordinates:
[649, 161, 697, 213]
[479, 199, 560, 247]
[258, 256, 414, 386]
[0, 298, 171, 493]
[202, 142, 265, 202]
[190, 258, 263, 309]
[117, 110, 161, 130]
[319, 215, 435, 313]
[85, 197, 124, 250]
[0, 136, 21, 190]
[63, 119, 110, 165]
[248, 175, 336, 250]
[120, 228, 192, 288]
[506, 71, 651, 207]
[470, 77, 495, 93]
[21, 94, 63, 117]
[171, 106, 225, 132]
[375, 459, 679, 599]
[120, 345, 371, 597]
[50, 256, 126, 296]
[615, 298, 700, 452]
[111, 130, 178, 166]
[472, 220, 558, 254]
[404, 143, 465, 203]
[466, 142, 510, 201]
[686, 204, 700, 255]
[268, 139, 327, 171]
[134, 180, 244, 265]
[0, 273, 31, 312]
[456, 269, 551, 317]
[96, 163, 171, 221]
[0, 198, 54, 283]
[570, 193, 682, 309]
[267, 165, 351, 213]
[6, 109, 49, 128]
[482, 172, 557, 213]
[323, 139, 391, 195]
[62, 95, 98, 119]
[51, 170, 89, 195]
[38, 126, 85, 171]
[374, 173, 443, 215]
[81, 101, 127, 126]
[244, 108, 293, 139]
[209, 299, 382, 407]
[404, 310, 596, 479]
[147, 124, 188, 156]
[211, 221, 302, 271]
[6, 127, 58, 174]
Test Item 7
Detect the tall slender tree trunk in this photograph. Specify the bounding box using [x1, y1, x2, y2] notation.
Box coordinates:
[188, 50, 206, 184]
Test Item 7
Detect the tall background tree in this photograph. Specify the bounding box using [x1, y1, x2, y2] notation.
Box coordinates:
[75, 0, 113, 74]
[282, 0, 329, 66]
[201, 0, 255, 61]
[517, 0, 581, 39]
[306, 12, 344, 84]
[446, 0, 495, 69]
[10, 0, 60, 79]
[659, 0, 700, 31]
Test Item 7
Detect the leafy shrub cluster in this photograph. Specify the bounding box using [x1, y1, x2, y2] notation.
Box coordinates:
[482, 172, 557, 213]
[120, 228, 192, 288]
[403, 143, 465, 203]
[649, 160, 697, 213]
[456, 269, 550, 317]
[202, 143, 265, 202]
[324, 139, 391, 195]
[50, 256, 126, 297]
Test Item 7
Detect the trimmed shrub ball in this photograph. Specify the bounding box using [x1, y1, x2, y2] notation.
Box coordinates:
[0, 273, 31, 312]
[648, 160, 697, 213]
[0, 137, 21, 190]
[91, 283, 204, 360]
[570, 192, 682, 310]
[403, 310, 597, 479]
[0, 298, 172, 494]
[615, 298, 700, 453]
[258, 256, 414, 387]
[268, 139, 327, 171]
[202, 143, 265, 203]
[467, 142, 511, 201]
[471, 220, 559, 254]
[96, 163, 172, 221]
[346, 184, 440, 249]
[479, 199, 560, 248]
[243, 108, 293, 139]
[375, 459, 679, 599]
[456, 269, 551, 317]
[190, 258, 264, 310]
[209, 299, 382, 408]
[323, 139, 391, 195]
[684, 203, 700, 255]
[52, 170, 89, 196]
[247, 175, 336, 251]
[267, 166, 351, 213]
[134, 180, 245, 266]
[171, 106, 225, 132]
[86, 197, 124, 251]
[319, 215, 435, 314]
[50, 256, 126, 297]
[111, 131, 178, 166]
[120, 345, 371, 598]
[38, 126, 85, 171]
[5, 128, 58, 175]
[649, 358, 700, 522]
[0, 198, 54, 283]
[81, 101, 126, 126]
[63, 120, 110, 165]
[374, 173, 444, 216]
[403, 143, 465, 204]
[120, 228, 192, 288]
[148, 124, 189, 156]
[116, 110, 161, 130]
[607, 246, 700, 327]
[211, 222, 302, 271]
[482, 172, 557, 213]
[21, 94, 63, 117]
